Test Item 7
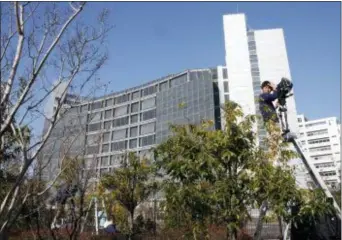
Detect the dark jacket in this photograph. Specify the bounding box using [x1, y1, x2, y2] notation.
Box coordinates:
[259, 91, 279, 123]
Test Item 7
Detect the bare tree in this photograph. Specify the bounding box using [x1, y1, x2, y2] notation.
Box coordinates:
[0, 1, 112, 236]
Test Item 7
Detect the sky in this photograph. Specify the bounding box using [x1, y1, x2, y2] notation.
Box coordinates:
[76, 1, 340, 122]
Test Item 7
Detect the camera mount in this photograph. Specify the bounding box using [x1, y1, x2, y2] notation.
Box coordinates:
[275, 77, 293, 135]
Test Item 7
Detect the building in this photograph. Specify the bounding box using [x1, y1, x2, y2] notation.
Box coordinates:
[40, 13, 332, 191]
[39, 69, 222, 180]
[296, 114, 341, 189]
[220, 13, 299, 141]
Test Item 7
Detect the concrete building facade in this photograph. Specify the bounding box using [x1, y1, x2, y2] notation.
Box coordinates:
[296, 115, 341, 189]
[40, 69, 222, 180]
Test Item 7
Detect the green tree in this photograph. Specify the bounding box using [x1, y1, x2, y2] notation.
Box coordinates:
[155, 101, 258, 240]
[100, 152, 158, 238]
[251, 121, 299, 240]
[155, 100, 337, 240]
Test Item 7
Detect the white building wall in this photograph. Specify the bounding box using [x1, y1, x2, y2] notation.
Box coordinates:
[223, 14, 256, 117]
[297, 115, 341, 189]
[254, 29, 299, 135]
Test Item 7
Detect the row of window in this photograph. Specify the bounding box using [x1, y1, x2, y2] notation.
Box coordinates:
[307, 138, 330, 145]
[311, 153, 333, 161]
[306, 129, 328, 137]
[87, 98, 156, 122]
[223, 81, 229, 93]
[87, 109, 156, 132]
[78, 75, 191, 113]
[86, 135, 156, 155]
[86, 122, 156, 144]
[305, 121, 326, 127]
[309, 146, 332, 153]
[314, 162, 335, 169]
[319, 171, 337, 177]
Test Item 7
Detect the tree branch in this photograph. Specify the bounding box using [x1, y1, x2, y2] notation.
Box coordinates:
[0, 2, 24, 110]
[0, 2, 86, 137]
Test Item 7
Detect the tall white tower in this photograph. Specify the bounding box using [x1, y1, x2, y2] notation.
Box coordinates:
[221, 13, 299, 139]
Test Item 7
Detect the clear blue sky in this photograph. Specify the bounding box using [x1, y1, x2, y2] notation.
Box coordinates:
[81, 2, 341, 121]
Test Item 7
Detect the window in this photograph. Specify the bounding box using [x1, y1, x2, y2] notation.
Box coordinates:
[100, 169, 109, 177]
[319, 171, 337, 177]
[222, 68, 228, 79]
[129, 139, 138, 149]
[113, 116, 129, 127]
[104, 121, 111, 130]
[141, 109, 156, 121]
[308, 138, 330, 145]
[224, 95, 229, 102]
[114, 105, 128, 117]
[102, 132, 110, 142]
[81, 105, 88, 112]
[105, 98, 113, 107]
[223, 82, 229, 93]
[140, 122, 155, 135]
[251, 65, 260, 72]
[131, 102, 139, 113]
[251, 71, 260, 77]
[314, 162, 335, 168]
[305, 121, 326, 127]
[248, 41, 256, 49]
[139, 135, 155, 147]
[249, 55, 258, 61]
[249, 50, 257, 55]
[112, 129, 127, 141]
[88, 112, 102, 123]
[115, 94, 129, 104]
[130, 127, 138, 137]
[170, 74, 187, 87]
[86, 134, 101, 145]
[141, 97, 155, 110]
[131, 114, 139, 124]
[90, 101, 102, 110]
[84, 157, 94, 168]
[86, 145, 99, 155]
[102, 144, 109, 153]
[297, 118, 302, 123]
[104, 110, 112, 119]
[159, 82, 168, 91]
[212, 69, 218, 80]
[142, 86, 156, 97]
[87, 123, 101, 132]
[110, 155, 122, 165]
[307, 129, 328, 137]
[111, 140, 127, 151]
[101, 156, 109, 167]
[251, 67, 259, 72]
[132, 91, 140, 100]
[309, 146, 331, 153]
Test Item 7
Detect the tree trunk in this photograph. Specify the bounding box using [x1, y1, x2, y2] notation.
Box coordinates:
[254, 201, 268, 240]
[226, 228, 236, 240]
[277, 215, 283, 239]
[129, 211, 134, 240]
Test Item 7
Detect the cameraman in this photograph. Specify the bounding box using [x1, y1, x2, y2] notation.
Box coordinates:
[259, 81, 279, 124]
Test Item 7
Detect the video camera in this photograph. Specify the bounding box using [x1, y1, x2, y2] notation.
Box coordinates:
[275, 77, 293, 106]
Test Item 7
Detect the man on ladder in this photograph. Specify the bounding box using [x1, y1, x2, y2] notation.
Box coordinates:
[258, 78, 341, 239]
